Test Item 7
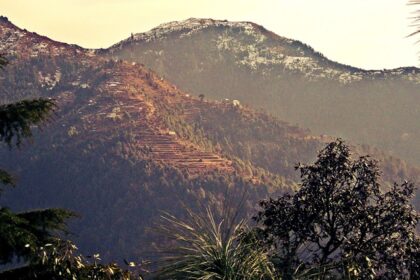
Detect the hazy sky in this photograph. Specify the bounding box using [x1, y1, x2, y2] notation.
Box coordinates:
[1, 0, 418, 69]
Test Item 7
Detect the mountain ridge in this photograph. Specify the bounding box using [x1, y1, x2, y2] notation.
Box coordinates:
[101, 17, 420, 166]
[105, 17, 420, 76]
[1, 15, 419, 192]
[0, 16, 313, 260]
[1, 16, 419, 262]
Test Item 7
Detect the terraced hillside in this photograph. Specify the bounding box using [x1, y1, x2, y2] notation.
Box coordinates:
[0, 17, 284, 260]
[0, 15, 233, 176]
[0, 16, 419, 262]
[103, 18, 420, 167]
[83, 63, 234, 175]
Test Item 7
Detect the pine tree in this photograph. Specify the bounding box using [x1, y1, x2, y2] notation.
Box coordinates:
[0, 55, 75, 265]
[0, 55, 142, 279]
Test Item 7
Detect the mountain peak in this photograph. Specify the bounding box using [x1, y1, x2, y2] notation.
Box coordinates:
[155, 18, 223, 29]
[0, 17, 89, 59]
[107, 17, 420, 84]
[0, 15, 17, 29]
[108, 18, 266, 49]
[151, 17, 255, 32]
[0, 16, 10, 23]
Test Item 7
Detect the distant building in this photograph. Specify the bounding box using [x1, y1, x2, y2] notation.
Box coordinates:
[222, 98, 241, 107]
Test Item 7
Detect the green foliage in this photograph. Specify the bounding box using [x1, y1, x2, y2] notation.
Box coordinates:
[157, 207, 275, 280]
[1, 129, 270, 262]
[0, 56, 7, 70]
[0, 98, 56, 147]
[0, 53, 148, 279]
[0, 239, 144, 279]
[0, 57, 57, 192]
[0, 139, 72, 263]
[0, 54, 75, 272]
[187, 102, 320, 180]
[0, 208, 74, 264]
[0, 169, 15, 188]
[255, 140, 420, 279]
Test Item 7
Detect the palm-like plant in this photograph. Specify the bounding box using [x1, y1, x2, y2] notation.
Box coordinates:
[409, 1, 420, 46]
[156, 207, 275, 280]
[408, 1, 420, 63]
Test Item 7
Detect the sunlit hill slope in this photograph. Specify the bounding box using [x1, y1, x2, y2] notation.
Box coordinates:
[0, 16, 419, 261]
[103, 18, 420, 166]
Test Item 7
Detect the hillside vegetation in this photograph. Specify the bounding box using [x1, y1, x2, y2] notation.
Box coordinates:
[104, 18, 420, 166]
[0, 16, 419, 263]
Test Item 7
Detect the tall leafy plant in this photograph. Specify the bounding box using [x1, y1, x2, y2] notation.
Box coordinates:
[255, 140, 419, 279]
[409, 0, 420, 38]
[156, 206, 275, 280]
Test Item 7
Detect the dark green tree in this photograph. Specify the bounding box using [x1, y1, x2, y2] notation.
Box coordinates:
[255, 140, 419, 279]
[0, 239, 144, 280]
[0, 55, 143, 279]
[0, 55, 74, 266]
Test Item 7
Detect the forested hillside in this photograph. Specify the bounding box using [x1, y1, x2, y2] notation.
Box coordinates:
[103, 18, 420, 166]
[0, 16, 419, 262]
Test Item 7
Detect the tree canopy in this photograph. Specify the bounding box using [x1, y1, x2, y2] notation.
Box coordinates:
[0, 54, 74, 265]
[255, 140, 419, 279]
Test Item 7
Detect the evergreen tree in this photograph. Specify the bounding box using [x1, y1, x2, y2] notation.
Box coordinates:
[0, 55, 142, 279]
[0, 55, 74, 265]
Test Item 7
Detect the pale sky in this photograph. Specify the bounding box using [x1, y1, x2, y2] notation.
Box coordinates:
[1, 0, 418, 69]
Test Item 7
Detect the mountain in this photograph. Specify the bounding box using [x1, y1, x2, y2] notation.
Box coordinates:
[0, 16, 419, 262]
[102, 18, 420, 167]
